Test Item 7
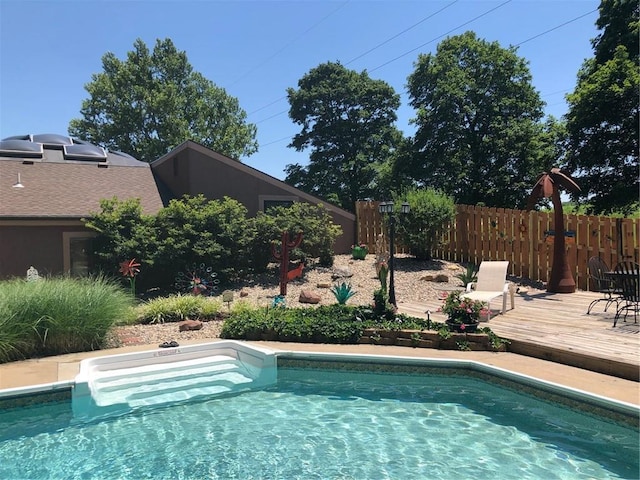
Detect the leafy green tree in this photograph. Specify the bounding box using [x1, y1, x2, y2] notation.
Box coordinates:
[564, 0, 639, 215]
[285, 62, 402, 212]
[405, 31, 545, 209]
[69, 38, 257, 163]
[395, 188, 456, 260]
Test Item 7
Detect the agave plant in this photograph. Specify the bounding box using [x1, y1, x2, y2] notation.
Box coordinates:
[330, 282, 357, 305]
[455, 264, 478, 287]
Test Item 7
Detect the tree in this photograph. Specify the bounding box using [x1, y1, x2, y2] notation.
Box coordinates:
[285, 62, 402, 212]
[405, 31, 546, 209]
[69, 38, 257, 163]
[564, 0, 639, 215]
[526, 168, 581, 293]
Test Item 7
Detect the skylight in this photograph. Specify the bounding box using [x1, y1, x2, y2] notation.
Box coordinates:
[63, 144, 108, 162]
[0, 139, 44, 158]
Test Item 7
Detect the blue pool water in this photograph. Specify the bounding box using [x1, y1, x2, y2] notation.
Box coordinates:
[0, 364, 638, 479]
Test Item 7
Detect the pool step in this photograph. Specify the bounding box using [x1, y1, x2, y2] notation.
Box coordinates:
[90, 355, 253, 408]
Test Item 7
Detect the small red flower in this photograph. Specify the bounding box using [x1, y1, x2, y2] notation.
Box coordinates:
[459, 323, 466, 331]
[119, 258, 140, 278]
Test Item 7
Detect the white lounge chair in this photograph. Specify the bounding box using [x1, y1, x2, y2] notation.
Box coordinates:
[464, 261, 514, 320]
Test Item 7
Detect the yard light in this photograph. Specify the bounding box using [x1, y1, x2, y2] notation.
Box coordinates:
[378, 201, 410, 307]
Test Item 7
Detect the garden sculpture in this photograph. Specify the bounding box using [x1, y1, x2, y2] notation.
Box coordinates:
[271, 230, 303, 296]
[526, 168, 581, 293]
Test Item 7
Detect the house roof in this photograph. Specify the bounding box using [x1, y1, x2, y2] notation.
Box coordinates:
[0, 135, 164, 218]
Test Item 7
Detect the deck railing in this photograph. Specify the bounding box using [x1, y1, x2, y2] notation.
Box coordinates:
[355, 201, 639, 291]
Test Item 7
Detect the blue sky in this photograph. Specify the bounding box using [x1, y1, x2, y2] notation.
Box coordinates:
[0, 0, 600, 180]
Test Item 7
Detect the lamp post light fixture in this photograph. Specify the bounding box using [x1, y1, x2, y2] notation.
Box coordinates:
[378, 201, 410, 307]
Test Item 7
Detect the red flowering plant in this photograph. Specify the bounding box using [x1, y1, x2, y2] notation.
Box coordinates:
[440, 290, 486, 325]
[119, 258, 141, 297]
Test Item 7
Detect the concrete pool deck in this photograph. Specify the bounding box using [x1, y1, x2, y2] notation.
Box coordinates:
[0, 339, 638, 406]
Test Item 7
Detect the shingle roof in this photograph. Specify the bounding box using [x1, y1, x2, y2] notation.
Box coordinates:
[0, 135, 164, 218]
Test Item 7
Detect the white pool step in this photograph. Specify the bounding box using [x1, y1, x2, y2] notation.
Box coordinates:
[90, 355, 253, 408]
[93, 355, 237, 387]
[73, 341, 279, 421]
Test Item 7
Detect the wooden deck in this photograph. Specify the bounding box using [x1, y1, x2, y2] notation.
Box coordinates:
[398, 288, 640, 382]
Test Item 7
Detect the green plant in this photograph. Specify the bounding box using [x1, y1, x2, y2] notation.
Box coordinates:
[372, 288, 395, 319]
[455, 264, 478, 287]
[330, 282, 357, 305]
[0, 276, 134, 362]
[394, 187, 456, 260]
[221, 304, 365, 343]
[135, 294, 223, 324]
[250, 202, 342, 270]
[481, 327, 511, 351]
[441, 290, 486, 324]
[437, 325, 452, 339]
[456, 339, 471, 351]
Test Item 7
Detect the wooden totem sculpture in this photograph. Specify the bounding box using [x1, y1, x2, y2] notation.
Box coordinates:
[271, 231, 303, 296]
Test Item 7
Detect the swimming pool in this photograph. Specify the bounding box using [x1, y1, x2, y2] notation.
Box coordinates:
[0, 354, 638, 479]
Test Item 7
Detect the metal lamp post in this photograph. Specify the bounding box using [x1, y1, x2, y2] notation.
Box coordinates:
[378, 201, 410, 307]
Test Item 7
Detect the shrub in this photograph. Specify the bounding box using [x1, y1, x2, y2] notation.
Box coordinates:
[0, 276, 133, 362]
[250, 202, 342, 269]
[152, 195, 255, 286]
[221, 304, 365, 343]
[395, 188, 456, 260]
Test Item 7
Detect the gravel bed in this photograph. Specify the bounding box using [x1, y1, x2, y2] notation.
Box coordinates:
[106, 254, 496, 349]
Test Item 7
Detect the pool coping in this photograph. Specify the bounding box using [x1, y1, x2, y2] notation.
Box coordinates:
[1, 346, 637, 427]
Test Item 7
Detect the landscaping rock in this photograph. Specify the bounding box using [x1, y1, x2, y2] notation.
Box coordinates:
[178, 319, 203, 331]
[332, 266, 353, 279]
[299, 290, 322, 304]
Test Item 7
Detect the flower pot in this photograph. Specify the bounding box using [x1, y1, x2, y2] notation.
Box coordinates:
[445, 320, 479, 333]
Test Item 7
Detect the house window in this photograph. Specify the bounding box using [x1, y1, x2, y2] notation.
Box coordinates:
[63, 232, 95, 276]
[259, 195, 298, 214]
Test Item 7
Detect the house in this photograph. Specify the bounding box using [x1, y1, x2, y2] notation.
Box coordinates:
[0, 135, 355, 279]
[151, 140, 355, 248]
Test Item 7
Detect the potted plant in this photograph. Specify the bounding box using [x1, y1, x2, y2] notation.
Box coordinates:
[351, 243, 368, 260]
[440, 290, 486, 333]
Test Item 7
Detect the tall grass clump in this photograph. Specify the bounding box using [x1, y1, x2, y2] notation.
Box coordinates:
[135, 294, 223, 324]
[0, 276, 133, 362]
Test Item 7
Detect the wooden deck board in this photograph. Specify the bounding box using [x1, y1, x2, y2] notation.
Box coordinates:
[397, 288, 640, 381]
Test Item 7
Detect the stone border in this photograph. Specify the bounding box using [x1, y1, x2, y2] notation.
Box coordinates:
[359, 328, 506, 351]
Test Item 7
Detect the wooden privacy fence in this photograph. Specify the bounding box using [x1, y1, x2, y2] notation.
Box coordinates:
[355, 201, 639, 291]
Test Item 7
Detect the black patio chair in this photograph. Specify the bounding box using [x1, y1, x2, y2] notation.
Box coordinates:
[612, 261, 640, 327]
[586, 256, 622, 314]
